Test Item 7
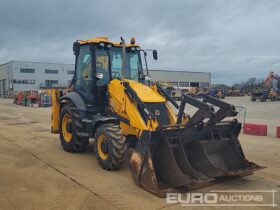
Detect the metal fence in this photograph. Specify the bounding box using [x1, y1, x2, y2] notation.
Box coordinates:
[228, 106, 246, 124]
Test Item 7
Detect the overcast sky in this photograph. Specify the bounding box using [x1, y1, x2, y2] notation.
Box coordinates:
[0, 0, 280, 85]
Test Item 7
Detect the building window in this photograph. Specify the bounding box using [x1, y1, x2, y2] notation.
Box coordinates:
[20, 68, 35, 73]
[190, 82, 199, 88]
[67, 70, 75, 75]
[13, 80, 35, 84]
[167, 81, 179, 86]
[2, 79, 7, 96]
[200, 82, 210, 88]
[45, 69, 58, 74]
[179, 82, 190, 87]
[45, 80, 58, 87]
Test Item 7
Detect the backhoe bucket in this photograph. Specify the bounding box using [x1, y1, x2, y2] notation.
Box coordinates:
[129, 121, 264, 197]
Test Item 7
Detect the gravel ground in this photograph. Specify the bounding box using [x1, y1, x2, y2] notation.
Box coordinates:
[0, 97, 279, 210]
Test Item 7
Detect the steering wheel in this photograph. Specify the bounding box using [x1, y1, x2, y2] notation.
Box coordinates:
[112, 71, 121, 78]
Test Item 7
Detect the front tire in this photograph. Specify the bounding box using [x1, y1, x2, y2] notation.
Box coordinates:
[94, 123, 127, 170]
[59, 103, 89, 152]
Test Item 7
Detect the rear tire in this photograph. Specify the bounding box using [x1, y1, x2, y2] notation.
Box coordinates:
[59, 103, 89, 152]
[260, 96, 266, 102]
[94, 123, 127, 170]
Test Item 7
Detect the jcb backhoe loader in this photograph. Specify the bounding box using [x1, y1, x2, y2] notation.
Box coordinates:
[51, 37, 263, 197]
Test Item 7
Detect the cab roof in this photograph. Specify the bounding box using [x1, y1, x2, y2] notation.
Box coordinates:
[78, 37, 139, 47]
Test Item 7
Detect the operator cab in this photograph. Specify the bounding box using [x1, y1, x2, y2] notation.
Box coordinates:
[71, 37, 149, 110]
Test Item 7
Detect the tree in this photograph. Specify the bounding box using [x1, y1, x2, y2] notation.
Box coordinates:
[247, 77, 256, 86]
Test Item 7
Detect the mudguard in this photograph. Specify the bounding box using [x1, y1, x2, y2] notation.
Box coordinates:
[60, 92, 86, 111]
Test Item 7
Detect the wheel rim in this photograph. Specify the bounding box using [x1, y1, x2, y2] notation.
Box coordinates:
[62, 114, 72, 142]
[97, 135, 108, 160]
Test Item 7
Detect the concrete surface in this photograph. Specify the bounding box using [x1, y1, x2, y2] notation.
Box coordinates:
[0, 97, 279, 210]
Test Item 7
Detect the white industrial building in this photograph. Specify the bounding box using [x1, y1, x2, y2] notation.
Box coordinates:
[149, 69, 211, 88]
[0, 61, 211, 98]
[0, 61, 74, 97]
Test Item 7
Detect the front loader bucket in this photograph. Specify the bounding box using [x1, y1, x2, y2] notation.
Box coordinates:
[187, 138, 261, 178]
[129, 122, 264, 197]
[129, 130, 198, 197]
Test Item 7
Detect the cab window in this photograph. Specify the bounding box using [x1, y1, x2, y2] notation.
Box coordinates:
[129, 53, 140, 80]
[96, 48, 110, 86]
[111, 51, 122, 79]
[76, 45, 93, 99]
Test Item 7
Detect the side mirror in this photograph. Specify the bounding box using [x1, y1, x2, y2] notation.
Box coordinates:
[96, 73, 104, 79]
[145, 75, 151, 81]
[152, 50, 158, 60]
[73, 41, 80, 56]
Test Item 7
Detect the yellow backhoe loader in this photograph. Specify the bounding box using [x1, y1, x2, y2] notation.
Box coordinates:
[51, 37, 263, 197]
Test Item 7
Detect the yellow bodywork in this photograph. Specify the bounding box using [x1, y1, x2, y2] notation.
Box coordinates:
[51, 89, 61, 133]
[61, 114, 72, 142]
[51, 79, 185, 137]
[97, 135, 108, 160]
[108, 79, 178, 137]
[49, 36, 263, 197]
[51, 36, 183, 137]
[79, 36, 139, 48]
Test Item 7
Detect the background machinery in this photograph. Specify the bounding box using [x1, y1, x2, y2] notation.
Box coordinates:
[264, 71, 280, 101]
[250, 89, 270, 102]
[227, 88, 241, 97]
[206, 88, 225, 99]
[51, 37, 263, 197]
[251, 71, 280, 102]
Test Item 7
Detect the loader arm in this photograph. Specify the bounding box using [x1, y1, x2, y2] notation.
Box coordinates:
[107, 78, 264, 197]
[108, 79, 171, 134]
[108, 79, 186, 134]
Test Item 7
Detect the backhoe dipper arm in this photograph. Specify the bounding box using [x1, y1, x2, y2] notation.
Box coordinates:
[273, 74, 280, 82]
[264, 71, 280, 87]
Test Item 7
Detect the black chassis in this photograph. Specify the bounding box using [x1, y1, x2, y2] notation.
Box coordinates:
[60, 92, 119, 139]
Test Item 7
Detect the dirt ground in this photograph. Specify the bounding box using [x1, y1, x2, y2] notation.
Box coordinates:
[0, 97, 279, 210]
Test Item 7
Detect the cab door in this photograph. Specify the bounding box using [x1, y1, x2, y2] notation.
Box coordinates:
[95, 48, 110, 107]
[75, 45, 94, 104]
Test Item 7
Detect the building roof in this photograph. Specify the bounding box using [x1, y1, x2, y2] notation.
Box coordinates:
[150, 69, 211, 75]
[0, 60, 74, 66]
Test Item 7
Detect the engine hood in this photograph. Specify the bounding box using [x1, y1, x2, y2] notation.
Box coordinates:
[109, 79, 166, 103]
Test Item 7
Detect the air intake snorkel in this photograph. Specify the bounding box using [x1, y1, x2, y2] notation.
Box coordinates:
[120, 37, 126, 82]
